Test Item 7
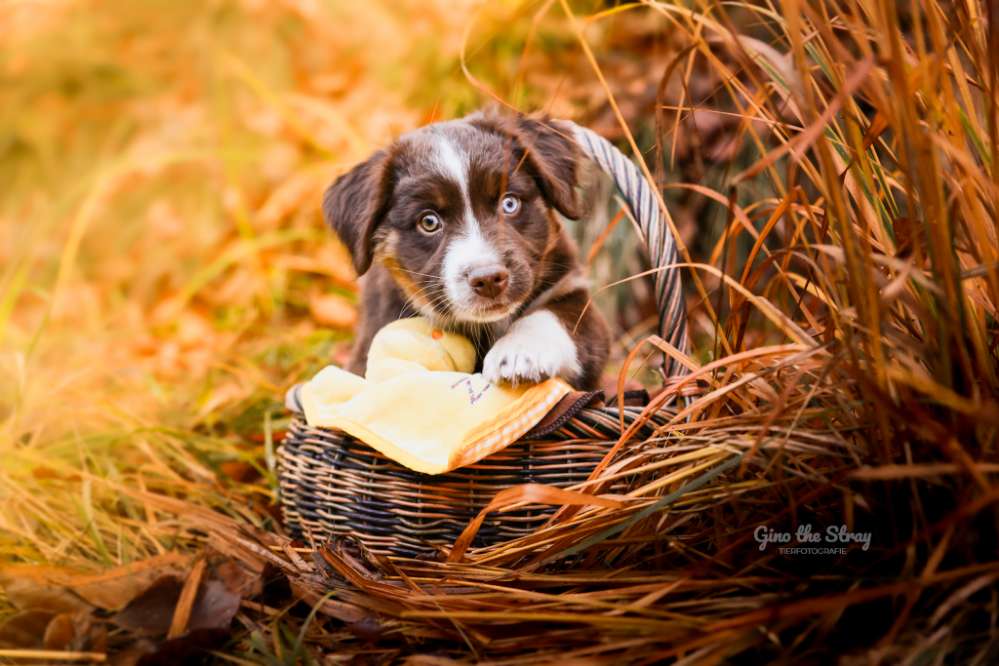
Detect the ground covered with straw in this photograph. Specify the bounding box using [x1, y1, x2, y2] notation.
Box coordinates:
[1, 0, 998, 663]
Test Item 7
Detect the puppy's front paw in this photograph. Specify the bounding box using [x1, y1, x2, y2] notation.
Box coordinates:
[481, 310, 581, 385]
[483, 338, 560, 385]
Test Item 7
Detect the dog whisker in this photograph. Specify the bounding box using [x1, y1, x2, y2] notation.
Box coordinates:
[398, 268, 444, 280]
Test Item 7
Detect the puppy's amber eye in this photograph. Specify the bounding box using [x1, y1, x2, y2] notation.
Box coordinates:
[499, 194, 521, 216]
[417, 211, 443, 234]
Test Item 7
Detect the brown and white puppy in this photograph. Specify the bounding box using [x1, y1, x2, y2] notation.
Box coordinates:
[323, 111, 610, 389]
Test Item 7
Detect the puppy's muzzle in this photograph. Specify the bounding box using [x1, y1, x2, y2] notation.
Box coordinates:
[467, 265, 509, 299]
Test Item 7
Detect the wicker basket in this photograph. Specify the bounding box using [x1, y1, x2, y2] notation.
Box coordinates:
[279, 405, 676, 557]
[279, 121, 689, 557]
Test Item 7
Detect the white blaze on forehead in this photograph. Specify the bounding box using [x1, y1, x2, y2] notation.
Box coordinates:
[430, 131, 505, 318]
[430, 131, 470, 198]
[428, 130, 480, 231]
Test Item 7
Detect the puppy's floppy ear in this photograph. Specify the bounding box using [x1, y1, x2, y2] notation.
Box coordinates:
[512, 115, 582, 220]
[322, 149, 393, 275]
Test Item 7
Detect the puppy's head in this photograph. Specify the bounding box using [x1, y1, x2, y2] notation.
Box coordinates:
[323, 112, 581, 324]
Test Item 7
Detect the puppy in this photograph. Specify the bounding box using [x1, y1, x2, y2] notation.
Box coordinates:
[322, 111, 610, 390]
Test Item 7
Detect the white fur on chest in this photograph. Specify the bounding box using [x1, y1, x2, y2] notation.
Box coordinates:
[482, 309, 581, 384]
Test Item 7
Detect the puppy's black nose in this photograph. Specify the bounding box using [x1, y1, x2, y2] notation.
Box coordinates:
[468, 266, 509, 299]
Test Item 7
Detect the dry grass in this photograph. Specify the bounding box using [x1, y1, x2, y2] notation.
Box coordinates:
[1, 0, 998, 663]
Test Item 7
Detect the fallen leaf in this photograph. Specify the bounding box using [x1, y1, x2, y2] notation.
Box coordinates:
[309, 291, 357, 329]
[72, 555, 191, 610]
[187, 579, 241, 632]
[213, 557, 263, 599]
[256, 169, 318, 226]
[113, 554, 245, 641]
[0, 576, 91, 613]
[218, 461, 261, 483]
[135, 628, 230, 666]
[112, 577, 183, 637]
[0, 610, 54, 648]
[279, 243, 358, 285]
[108, 639, 158, 666]
[42, 612, 77, 650]
[0, 552, 191, 613]
[31, 466, 63, 480]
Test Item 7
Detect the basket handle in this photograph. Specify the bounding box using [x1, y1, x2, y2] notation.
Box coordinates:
[566, 121, 690, 380]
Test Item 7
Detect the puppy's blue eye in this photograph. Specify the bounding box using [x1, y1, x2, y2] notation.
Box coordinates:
[417, 211, 443, 234]
[500, 194, 521, 216]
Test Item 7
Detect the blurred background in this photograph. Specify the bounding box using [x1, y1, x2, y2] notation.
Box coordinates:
[0, 0, 706, 445]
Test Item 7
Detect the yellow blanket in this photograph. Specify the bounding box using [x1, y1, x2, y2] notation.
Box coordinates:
[295, 317, 572, 474]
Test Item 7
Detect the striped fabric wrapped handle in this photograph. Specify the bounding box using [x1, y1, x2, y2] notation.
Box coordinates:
[567, 121, 690, 380]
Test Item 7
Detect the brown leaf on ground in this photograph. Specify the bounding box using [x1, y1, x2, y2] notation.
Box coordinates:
[0, 610, 54, 648]
[279, 243, 358, 288]
[55, 611, 107, 654]
[70, 554, 192, 611]
[0, 576, 92, 614]
[0, 609, 104, 653]
[186, 579, 241, 632]
[218, 460, 262, 483]
[110, 553, 249, 639]
[213, 556, 265, 599]
[0, 552, 191, 613]
[111, 576, 184, 637]
[42, 612, 77, 650]
[309, 291, 357, 329]
[108, 639, 158, 666]
[108, 551, 249, 651]
[133, 628, 231, 666]
[109, 562, 242, 664]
